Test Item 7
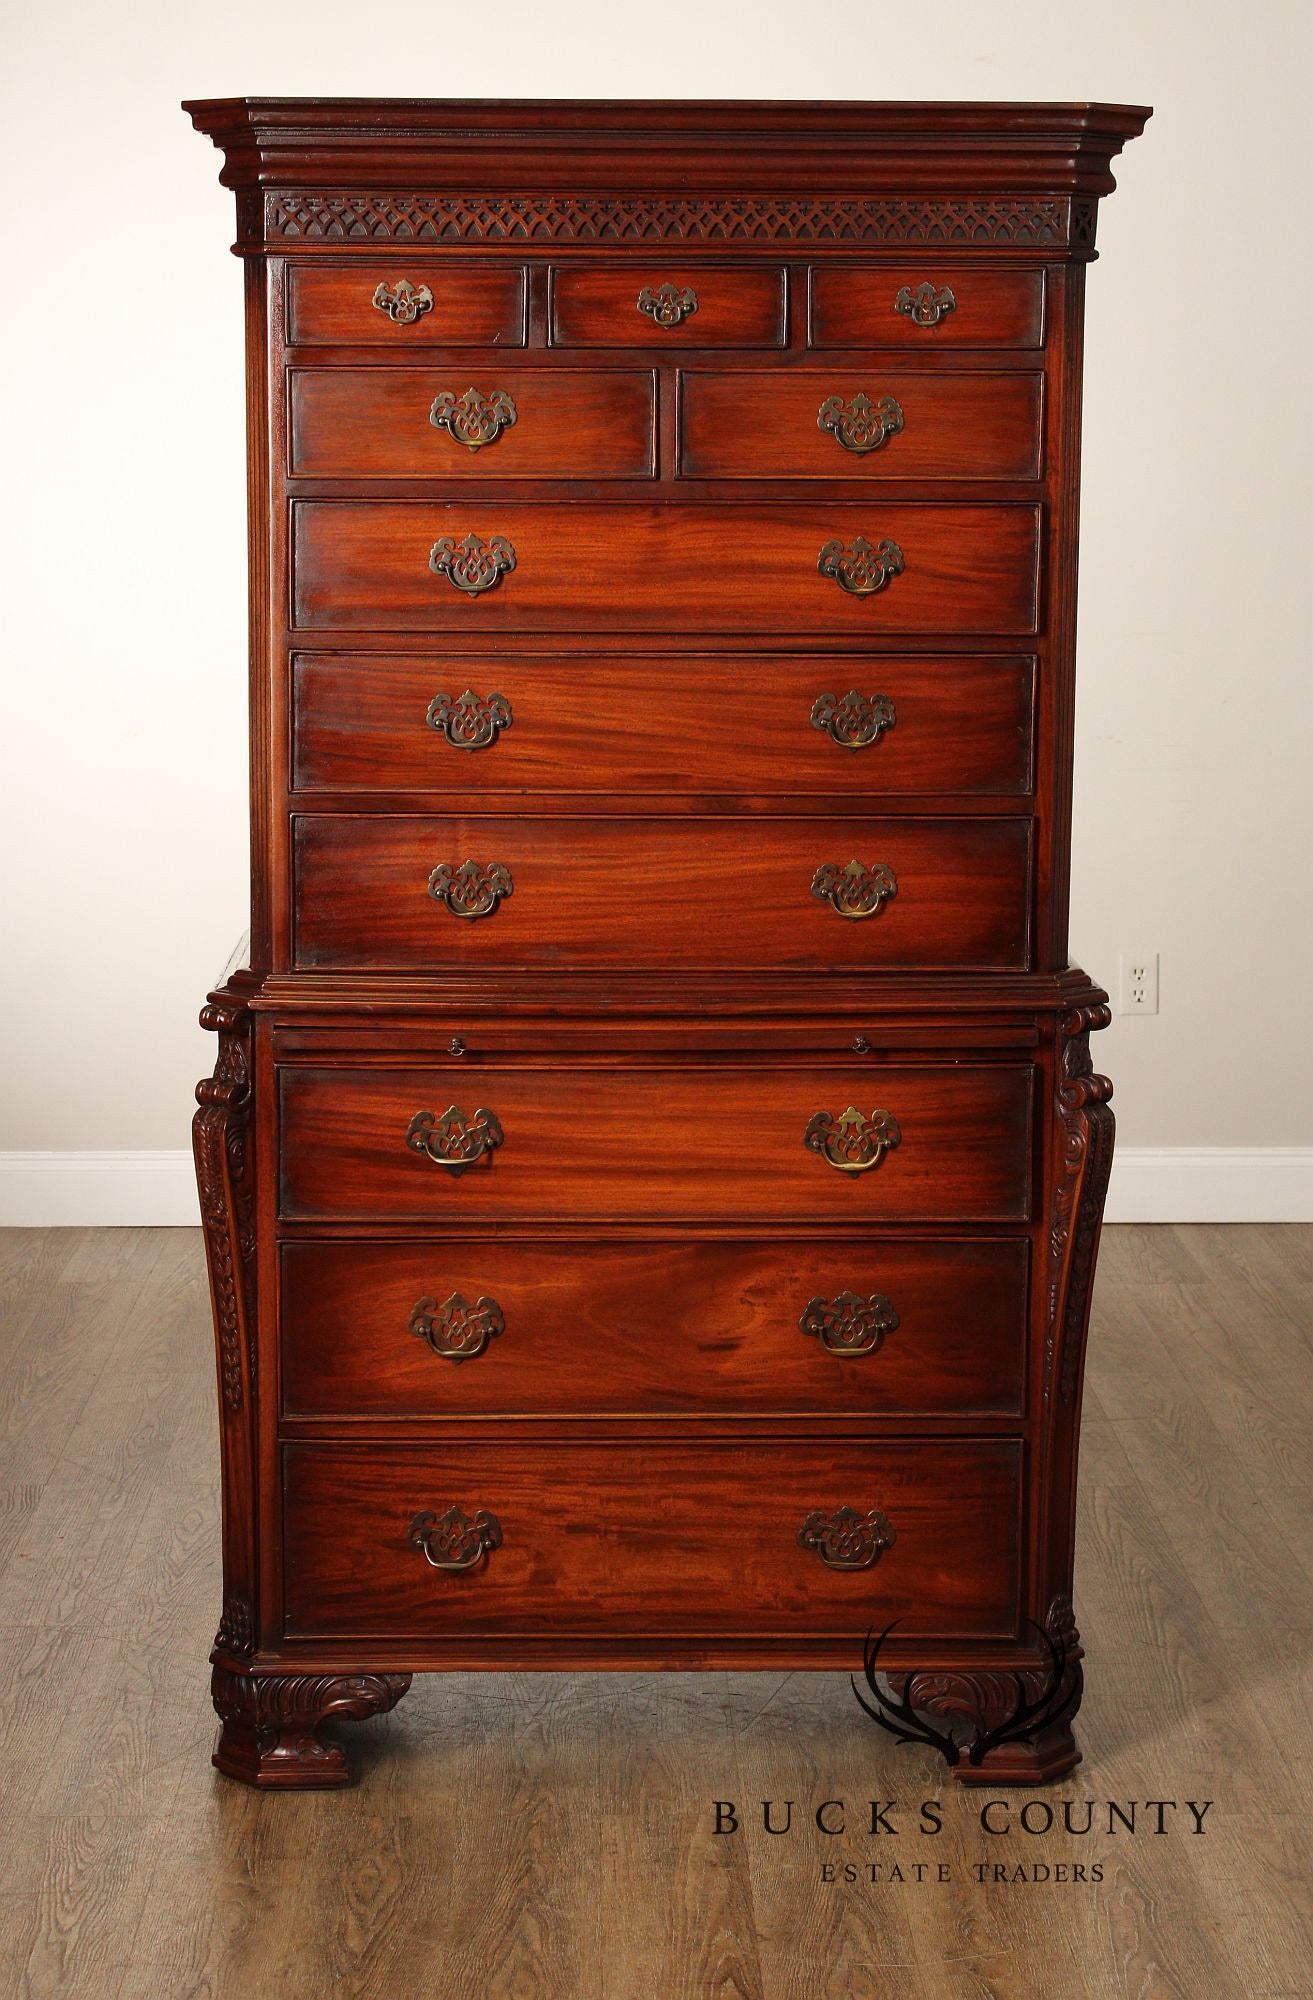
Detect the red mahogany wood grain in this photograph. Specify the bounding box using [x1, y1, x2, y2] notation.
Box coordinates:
[291, 813, 1033, 972]
[291, 501, 1042, 635]
[276, 1060, 1034, 1224]
[281, 1437, 1023, 1640]
[279, 1235, 1029, 1420]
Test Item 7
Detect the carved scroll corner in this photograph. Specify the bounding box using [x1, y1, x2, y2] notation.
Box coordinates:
[1045, 1006, 1116, 1407]
[193, 994, 256, 1413]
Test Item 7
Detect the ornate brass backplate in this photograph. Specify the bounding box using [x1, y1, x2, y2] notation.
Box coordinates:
[429, 533, 516, 596]
[804, 1106, 902, 1174]
[405, 1105, 504, 1176]
[817, 391, 905, 455]
[427, 859, 513, 919]
[817, 535, 905, 597]
[409, 1292, 506, 1361]
[810, 690, 897, 750]
[636, 282, 698, 326]
[893, 280, 956, 328]
[798, 1505, 896, 1570]
[426, 688, 513, 750]
[429, 386, 518, 450]
[407, 1504, 503, 1571]
[811, 859, 898, 919]
[799, 1291, 900, 1356]
[372, 277, 434, 324]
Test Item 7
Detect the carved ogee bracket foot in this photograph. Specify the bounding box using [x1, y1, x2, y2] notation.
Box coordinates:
[211, 1668, 413, 1789]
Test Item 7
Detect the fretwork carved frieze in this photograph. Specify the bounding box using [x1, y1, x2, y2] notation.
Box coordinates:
[263, 192, 1092, 249]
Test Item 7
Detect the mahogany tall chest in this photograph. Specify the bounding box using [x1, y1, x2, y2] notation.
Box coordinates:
[185, 99, 1149, 1787]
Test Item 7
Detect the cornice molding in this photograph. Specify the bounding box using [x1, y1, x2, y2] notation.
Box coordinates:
[185, 99, 1150, 257]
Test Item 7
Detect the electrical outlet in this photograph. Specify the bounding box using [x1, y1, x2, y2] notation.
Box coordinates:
[1119, 952, 1159, 1016]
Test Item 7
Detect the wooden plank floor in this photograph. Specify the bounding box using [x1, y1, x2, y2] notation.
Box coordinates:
[0, 1224, 1310, 1998]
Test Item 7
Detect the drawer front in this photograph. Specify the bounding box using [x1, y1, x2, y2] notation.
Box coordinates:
[283, 1439, 1023, 1640]
[809, 267, 1045, 349]
[292, 814, 1032, 972]
[287, 264, 527, 347]
[289, 367, 657, 479]
[291, 653, 1037, 797]
[278, 1063, 1034, 1223]
[680, 370, 1043, 481]
[551, 266, 785, 347]
[281, 1237, 1029, 1419]
[292, 501, 1041, 635]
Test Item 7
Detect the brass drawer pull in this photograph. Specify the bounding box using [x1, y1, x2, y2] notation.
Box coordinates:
[798, 1506, 895, 1570]
[409, 1291, 505, 1361]
[894, 280, 956, 328]
[408, 1504, 502, 1571]
[428, 859, 513, 919]
[405, 1105, 504, 1177]
[429, 532, 516, 596]
[637, 282, 698, 327]
[800, 1291, 899, 1356]
[811, 690, 897, 750]
[811, 859, 897, 919]
[372, 278, 434, 325]
[817, 391, 905, 455]
[429, 387, 518, 450]
[804, 1106, 902, 1174]
[426, 689, 513, 750]
[817, 535, 904, 598]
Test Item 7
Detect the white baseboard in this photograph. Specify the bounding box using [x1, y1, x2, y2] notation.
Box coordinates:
[0, 1151, 200, 1227]
[1104, 1147, 1313, 1223]
[0, 1146, 1310, 1228]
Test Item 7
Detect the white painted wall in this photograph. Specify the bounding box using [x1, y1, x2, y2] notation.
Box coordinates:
[2, 0, 1310, 1219]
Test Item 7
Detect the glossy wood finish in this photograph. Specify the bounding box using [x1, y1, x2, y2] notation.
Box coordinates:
[289, 367, 658, 479]
[290, 651, 1037, 797]
[5, 1224, 1305, 1998]
[550, 266, 786, 347]
[679, 369, 1044, 480]
[292, 813, 1032, 971]
[184, 98, 1147, 1788]
[282, 1438, 1023, 1640]
[808, 266, 1046, 348]
[286, 262, 527, 345]
[277, 1061, 1034, 1223]
[292, 501, 1041, 635]
[279, 1235, 1029, 1419]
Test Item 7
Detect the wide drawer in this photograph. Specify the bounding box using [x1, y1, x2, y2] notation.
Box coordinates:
[809, 267, 1045, 349]
[282, 1438, 1023, 1640]
[286, 264, 527, 346]
[680, 369, 1043, 480]
[280, 1237, 1029, 1419]
[551, 265, 785, 347]
[291, 652, 1037, 797]
[292, 814, 1032, 971]
[291, 501, 1041, 634]
[277, 1062, 1034, 1223]
[289, 367, 657, 479]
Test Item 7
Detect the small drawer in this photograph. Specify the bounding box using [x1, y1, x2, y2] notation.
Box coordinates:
[551, 265, 785, 347]
[292, 813, 1032, 972]
[680, 369, 1043, 481]
[282, 1438, 1023, 1641]
[290, 652, 1036, 797]
[288, 367, 656, 479]
[277, 1061, 1034, 1224]
[810, 267, 1045, 350]
[286, 264, 527, 347]
[292, 501, 1041, 635]
[281, 1237, 1029, 1420]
